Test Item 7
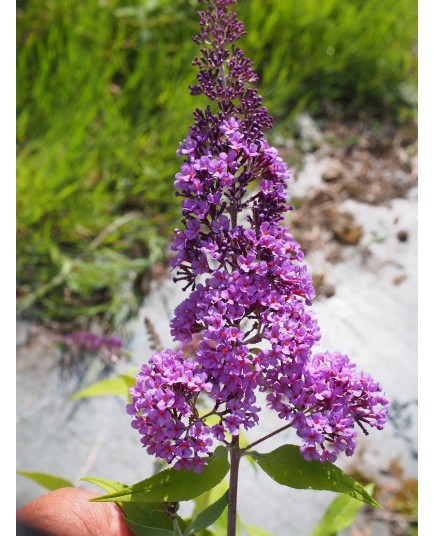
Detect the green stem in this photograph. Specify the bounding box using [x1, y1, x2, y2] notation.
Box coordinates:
[227, 435, 241, 536]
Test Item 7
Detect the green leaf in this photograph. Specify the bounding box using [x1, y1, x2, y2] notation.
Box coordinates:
[17, 470, 74, 491]
[173, 520, 183, 536]
[126, 519, 174, 536]
[184, 491, 229, 536]
[91, 447, 230, 503]
[122, 503, 176, 534]
[195, 485, 238, 536]
[211, 509, 241, 536]
[81, 476, 127, 494]
[192, 480, 229, 517]
[248, 445, 380, 508]
[70, 374, 136, 400]
[82, 476, 173, 531]
[309, 484, 375, 536]
[242, 524, 274, 536]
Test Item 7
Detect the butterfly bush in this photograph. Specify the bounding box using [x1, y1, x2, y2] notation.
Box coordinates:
[127, 0, 388, 471]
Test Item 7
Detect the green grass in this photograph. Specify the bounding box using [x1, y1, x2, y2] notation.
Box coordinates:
[16, 0, 417, 329]
[242, 0, 417, 121]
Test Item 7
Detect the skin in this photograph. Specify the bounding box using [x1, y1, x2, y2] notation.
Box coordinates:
[16, 488, 133, 536]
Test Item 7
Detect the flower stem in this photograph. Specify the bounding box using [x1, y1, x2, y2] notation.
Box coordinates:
[227, 435, 241, 536]
[242, 421, 294, 452]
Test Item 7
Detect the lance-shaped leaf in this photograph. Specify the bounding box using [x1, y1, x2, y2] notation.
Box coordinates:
[81, 476, 127, 495]
[91, 447, 229, 504]
[247, 445, 380, 508]
[309, 484, 375, 536]
[83, 477, 176, 533]
[17, 470, 74, 491]
[183, 491, 229, 536]
[70, 373, 136, 400]
[173, 520, 183, 536]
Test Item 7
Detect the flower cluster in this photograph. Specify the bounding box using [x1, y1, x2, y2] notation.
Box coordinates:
[266, 351, 388, 462]
[127, 349, 214, 472]
[128, 0, 388, 469]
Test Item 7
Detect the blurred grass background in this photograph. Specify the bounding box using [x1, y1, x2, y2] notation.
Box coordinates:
[16, 0, 417, 330]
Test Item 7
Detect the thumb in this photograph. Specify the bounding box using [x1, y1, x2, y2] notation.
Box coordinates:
[17, 487, 134, 536]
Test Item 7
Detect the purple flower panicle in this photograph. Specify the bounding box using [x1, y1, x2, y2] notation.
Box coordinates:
[128, 0, 388, 470]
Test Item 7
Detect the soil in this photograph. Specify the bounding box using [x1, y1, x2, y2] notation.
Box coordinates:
[281, 117, 417, 301]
